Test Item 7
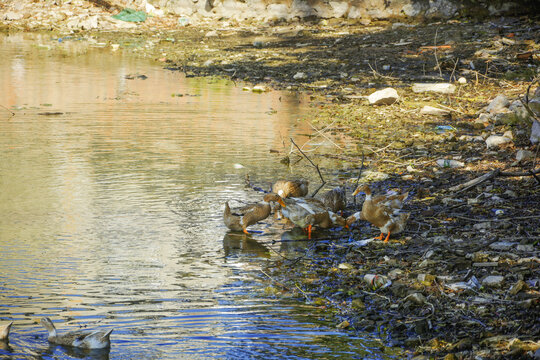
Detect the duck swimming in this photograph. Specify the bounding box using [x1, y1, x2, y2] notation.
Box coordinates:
[40, 317, 113, 349]
[224, 193, 285, 234]
[351, 184, 409, 242]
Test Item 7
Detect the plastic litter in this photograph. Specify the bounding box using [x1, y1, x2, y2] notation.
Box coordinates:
[112, 8, 147, 22]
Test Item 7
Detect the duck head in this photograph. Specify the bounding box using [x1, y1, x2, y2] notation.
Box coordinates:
[352, 185, 371, 197]
[263, 193, 286, 208]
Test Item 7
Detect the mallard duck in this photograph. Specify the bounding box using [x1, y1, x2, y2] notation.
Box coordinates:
[304, 211, 347, 232]
[40, 317, 113, 349]
[0, 322, 12, 341]
[280, 196, 344, 238]
[351, 184, 409, 242]
[272, 179, 309, 198]
[224, 194, 285, 234]
[319, 186, 346, 213]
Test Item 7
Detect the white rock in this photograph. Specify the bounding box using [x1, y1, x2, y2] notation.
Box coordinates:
[516, 149, 534, 162]
[368, 87, 399, 105]
[420, 105, 450, 116]
[293, 72, 307, 80]
[4, 11, 23, 20]
[489, 241, 515, 251]
[412, 83, 456, 94]
[486, 94, 510, 114]
[457, 77, 467, 84]
[531, 119, 540, 145]
[205, 30, 219, 37]
[482, 275, 504, 287]
[485, 135, 512, 148]
[252, 85, 268, 93]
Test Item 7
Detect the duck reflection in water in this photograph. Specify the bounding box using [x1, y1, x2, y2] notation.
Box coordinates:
[44, 344, 110, 360]
[222, 232, 271, 259]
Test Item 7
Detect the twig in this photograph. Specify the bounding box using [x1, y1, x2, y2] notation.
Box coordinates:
[449, 169, 500, 193]
[290, 137, 326, 197]
[294, 283, 312, 303]
[433, 27, 443, 79]
[260, 270, 291, 291]
[1, 104, 15, 117]
[353, 152, 365, 207]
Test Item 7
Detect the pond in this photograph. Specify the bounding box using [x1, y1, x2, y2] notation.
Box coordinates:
[0, 33, 397, 359]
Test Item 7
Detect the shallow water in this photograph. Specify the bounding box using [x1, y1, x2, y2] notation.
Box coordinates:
[0, 33, 396, 359]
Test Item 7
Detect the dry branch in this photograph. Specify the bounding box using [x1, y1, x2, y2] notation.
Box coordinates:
[290, 137, 326, 197]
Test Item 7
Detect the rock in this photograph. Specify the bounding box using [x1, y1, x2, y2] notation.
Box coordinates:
[4, 11, 23, 21]
[412, 83, 456, 94]
[531, 119, 540, 145]
[473, 222, 491, 230]
[417, 273, 435, 285]
[489, 241, 516, 251]
[368, 87, 399, 105]
[406, 292, 427, 305]
[252, 85, 268, 93]
[205, 30, 218, 37]
[485, 135, 512, 148]
[457, 77, 467, 84]
[388, 269, 403, 279]
[516, 149, 534, 163]
[486, 94, 510, 114]
[293, 72, 307, 80]
[482, 275, 504, 287]
[338, 263, 354, 270]
[493, 110, 519, 125]
[420, 105, 450, 116]
[436, 159, 464, 168]
[509, 280, 528, 296]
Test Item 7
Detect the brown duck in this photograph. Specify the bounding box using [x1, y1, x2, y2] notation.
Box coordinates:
[350, 184, 409, 242]
[224, 194, 285, 234]
[319, 186, 346, 213]
[272, 179, 309, 198]
[40, 317, 113, 349]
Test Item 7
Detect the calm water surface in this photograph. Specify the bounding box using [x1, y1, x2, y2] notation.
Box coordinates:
[0, 33, 396, 359]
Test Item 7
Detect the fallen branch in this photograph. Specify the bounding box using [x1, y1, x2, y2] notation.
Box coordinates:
[1, 104, 15, 117]
[449, 169, 500, 193]
[450, 167, 540, 193]
[290, 137, 326, 197]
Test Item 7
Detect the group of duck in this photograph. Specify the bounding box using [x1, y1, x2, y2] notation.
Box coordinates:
[224, 179, 410, 242]
[0, 318, 112, 350]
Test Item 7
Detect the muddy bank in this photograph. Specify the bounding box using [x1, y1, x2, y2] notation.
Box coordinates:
[1, 2, 539, 358]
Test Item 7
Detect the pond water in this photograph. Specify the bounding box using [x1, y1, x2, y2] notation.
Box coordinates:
[0, 33, 396, 359]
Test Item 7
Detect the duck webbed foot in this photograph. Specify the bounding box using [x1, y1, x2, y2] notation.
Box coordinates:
[374, 233, 384, 241]
[383, 232, 391, 243]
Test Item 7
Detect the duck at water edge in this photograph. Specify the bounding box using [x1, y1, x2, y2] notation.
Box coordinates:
[224, 193, 286, 234]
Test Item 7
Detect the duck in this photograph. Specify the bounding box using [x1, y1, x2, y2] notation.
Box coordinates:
[351, 184, 409, 242]
[304, 211, 347, 233]
[0, 322, 12, 341]
[40, 317, 113, 349]
[272, 179, 309, 198]
[224, 193, 285, 234]
[280, 196, 344, 238]
[319, 186, 346, 213]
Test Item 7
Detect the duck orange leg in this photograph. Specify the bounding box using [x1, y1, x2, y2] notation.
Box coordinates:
[374, 233, 384, 241]
[383, 232, 391, 243]
[243, 228, 249, 235]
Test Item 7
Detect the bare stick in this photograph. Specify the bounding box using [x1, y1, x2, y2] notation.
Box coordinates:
[1, 104, 15, 117]
[353, 152, 365, 207]
[290, 137, 326, 197]
[434, 27, 443, 79]
[449, 169, 500, 193]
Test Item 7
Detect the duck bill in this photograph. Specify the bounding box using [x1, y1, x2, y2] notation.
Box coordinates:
[352, 187, 361, 196]
[277, 198, 286, 208]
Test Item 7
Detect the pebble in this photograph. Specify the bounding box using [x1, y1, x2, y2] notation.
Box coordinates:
[516, 149, 534, 162]
[489, 241, 515, 251]
[205, 30, 219, 37]
[420, 105, 450, 116]
[457, 77, 467, 84]
[482, 275, 505, 287]
[486, 94, 510, 113]
[368, 87, 399, 105]
[293, 72, 307, 80]
[530, 119, 540, 144]
[485, 134, 512, 148]
[411, 83, 456, 94]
